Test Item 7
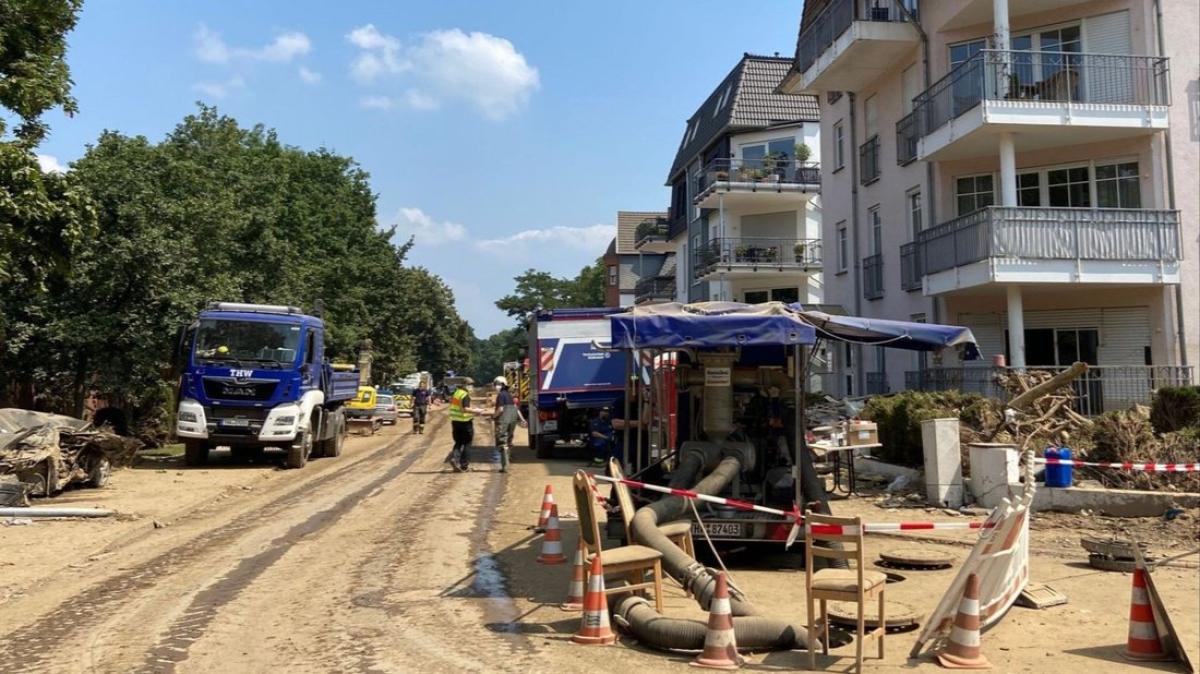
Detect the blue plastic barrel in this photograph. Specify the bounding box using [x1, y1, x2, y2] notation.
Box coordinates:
[1044, 447, 1073, 488]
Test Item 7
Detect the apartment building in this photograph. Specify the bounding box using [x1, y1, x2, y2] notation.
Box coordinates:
[656, 53, 824, 308]
[782, 0, 1197, 409]
[603, 210, 672, 307]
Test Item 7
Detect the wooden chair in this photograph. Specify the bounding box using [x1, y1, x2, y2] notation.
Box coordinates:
[804, 511, 886, 673]
[573, 471, 665, 612]
[608, 458, 695, 566]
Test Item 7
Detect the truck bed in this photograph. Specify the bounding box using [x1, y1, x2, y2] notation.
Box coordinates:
[328, 371, 360, 402]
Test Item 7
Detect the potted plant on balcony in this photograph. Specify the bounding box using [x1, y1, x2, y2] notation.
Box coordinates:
[794, 143, 812, 162]
[793, 241, 808, 263]
[733, 244, 750, 261]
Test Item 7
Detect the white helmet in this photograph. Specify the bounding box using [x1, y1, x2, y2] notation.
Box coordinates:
[493, 376, 508, 386]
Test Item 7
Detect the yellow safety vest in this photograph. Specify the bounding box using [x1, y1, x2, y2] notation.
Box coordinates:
[449, 388, 473, 422]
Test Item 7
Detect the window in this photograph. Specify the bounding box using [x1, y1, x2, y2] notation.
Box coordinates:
[744, 290, 768, 304]
[1048, 166, 1090, 207]
[901, 65, 920, 113]
[864, 95, 878, 137]
[868, 206, 882, 255]
[741, 137, 795, 168]
[713, 85, 732, 116]
[906, 188, 923, 238]
[1096, 162, 1140, 208]
[836, 222, 848, 272]
[955, 174, 995, 215]
[949, 39, 985, 68]
[607, 265, 618, 287]
[834, 121, 845, 170]
[1017, 172, 1041, 207]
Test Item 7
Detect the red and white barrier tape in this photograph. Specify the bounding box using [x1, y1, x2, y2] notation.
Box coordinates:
[589, 473, 992, 534]
[1035, 458, 1199, 473]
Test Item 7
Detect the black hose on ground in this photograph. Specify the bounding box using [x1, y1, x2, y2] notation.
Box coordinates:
[613, 596, 811, 651]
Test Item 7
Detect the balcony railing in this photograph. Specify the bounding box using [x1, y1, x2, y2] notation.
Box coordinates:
[634, 275, 675, 303]
[634, 216, 670, 248]
[693, 237, 822, 280]
[899, 241, 921, 291]
[915, 206, 1181, 276]
[896, 111, 918, 165]
[859, 135, 880, 185]
[863, 252, 884, 299]
[866, 371, 890, 395]
[666, 213, 688, 240]
[906, 365, 1194, 417]
[796, 0, 914, 75]
[694, 158, 820, 197]
[913, 50, 1170, 138]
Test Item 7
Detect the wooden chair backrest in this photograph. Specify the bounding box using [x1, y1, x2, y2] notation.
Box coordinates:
[804, 511, 867, 593]
[572, 471, 605, 556]
[608, 459, 636, 541]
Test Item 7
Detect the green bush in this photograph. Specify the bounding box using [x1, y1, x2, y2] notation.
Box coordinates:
[1150, 386, 1200, 434]
[860, 391, 993, 467]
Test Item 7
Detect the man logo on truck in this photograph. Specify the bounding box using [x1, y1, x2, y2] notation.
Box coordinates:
[230, 369, 254, 381]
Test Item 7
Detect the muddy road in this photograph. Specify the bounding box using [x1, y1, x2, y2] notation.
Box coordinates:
[0, 417, 533, 673]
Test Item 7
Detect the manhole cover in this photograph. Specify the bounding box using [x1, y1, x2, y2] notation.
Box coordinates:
[877, 548, 954, 570]
[828, 600, 921, 633]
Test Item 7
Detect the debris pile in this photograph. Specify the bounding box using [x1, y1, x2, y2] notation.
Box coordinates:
[978, 365, 1094, 450]
[0, 409, 141, 503]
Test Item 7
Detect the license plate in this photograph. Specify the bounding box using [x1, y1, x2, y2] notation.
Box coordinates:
[221, 418, 250, 427]
[541, 420, 557, 432]
[691, 522, 743, 538]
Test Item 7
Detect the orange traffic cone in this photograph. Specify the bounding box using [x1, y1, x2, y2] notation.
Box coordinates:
[536, 503, 567, 565]
[572, 554, 617, 645]
[1121, 567, 1168, 661]
[535, 484, 556, 531]
[561, 539, 587, 610]
[936, 573, 991, 670]
[691, 571, 744, 670]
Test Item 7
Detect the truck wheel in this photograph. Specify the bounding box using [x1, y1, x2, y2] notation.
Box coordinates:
[86, 455, 112, 488]
[319, 414, 344, 458]
[286, 430, 311, 469]
[535, 435, 556, 459]
[184, 440, 208, 467]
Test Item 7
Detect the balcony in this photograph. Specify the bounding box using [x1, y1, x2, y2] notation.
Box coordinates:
[896, 112, 918, 165]
[906, 365, 1193, 416]
[634, 276, 675, 304]
[692, 237, 822, 282]
[899, 241, 921, 291]
[913, 50, 1170, 160]
[938, 0, 1095, 32]
[634, 216, 673, 253]
[859, 135, 880, 185]
[862, 253, 884, 299]
[693, 158, 820, 210]
[793, 0, 919, 93]
[914, 206, 1181, 294]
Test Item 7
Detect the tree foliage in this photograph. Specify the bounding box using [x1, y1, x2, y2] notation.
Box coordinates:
[467, 327, 526, 383]
[494, 257, 606, 326]
[0, 0, 82, 146]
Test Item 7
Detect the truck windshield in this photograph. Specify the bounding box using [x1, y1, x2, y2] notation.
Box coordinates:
[194, 319, 302, 367]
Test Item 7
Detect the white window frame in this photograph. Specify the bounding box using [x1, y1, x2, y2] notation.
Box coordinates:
[954, 172, 997, 216]
[868, 205, 882, 256]
[905, 186, 922, 239]
[836, 222, 848, 273]
[833, 121, 845, 170]
[954, 156, 1141, 212]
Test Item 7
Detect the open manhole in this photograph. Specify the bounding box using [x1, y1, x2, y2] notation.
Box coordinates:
[1087, 553, 1156, 573]
[882, 571, 907, 584]
[828, 600, 921, 633]
[1080, 537, 1149, 559]
[877, 548, 954, 570]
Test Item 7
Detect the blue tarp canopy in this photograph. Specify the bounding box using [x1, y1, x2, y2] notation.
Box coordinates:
[788, 304, 979, 359]
[608, 302, 816, 349]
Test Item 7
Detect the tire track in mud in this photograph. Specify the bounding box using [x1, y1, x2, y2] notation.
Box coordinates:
[134, 424, 447, 673]
[0, 419, 442, 674]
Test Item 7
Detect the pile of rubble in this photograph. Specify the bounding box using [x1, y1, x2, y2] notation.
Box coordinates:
[0, 409, 141, 505]
[978, 364, 1093, 450]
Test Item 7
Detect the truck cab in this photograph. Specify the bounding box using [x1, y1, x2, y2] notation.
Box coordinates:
[175, 302, 358, 468]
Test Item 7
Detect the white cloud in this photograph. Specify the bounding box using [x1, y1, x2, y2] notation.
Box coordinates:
[360, 95, 395, 110]
[193, 24, 311, 64]
[37, 154, 67, 174]
[391, 207, 468, 245]
[475, 224, 614, 254]
[193, 75, 245, 99]
[298, 66, 322, 84]
[345, 26, 539, 120]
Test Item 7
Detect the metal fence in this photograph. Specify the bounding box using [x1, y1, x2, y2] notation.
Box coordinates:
[796, 0, 913, 74]
[693, 237, 822, 280]
[866, 371, 890, 395]
[915, 206, 1181, 275]
[859, 135, 880, 185]
[913, 50, 1170, 138]
[899, 241, 921, 291]
[634, 276, 676, 303]
[896, 111, 918, 165]
[862, 253, 884, 300]
[905, 365, 1194, 416]
[694, 158, 820, 196]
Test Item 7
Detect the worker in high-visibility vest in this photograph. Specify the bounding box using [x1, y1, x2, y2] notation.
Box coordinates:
[444, 379, 488, 472]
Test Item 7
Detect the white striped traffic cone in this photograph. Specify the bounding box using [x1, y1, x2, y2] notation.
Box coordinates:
[1121, 567, 1169, 661]
[936, 573, 991, 669]
[691, 571, 744, 670]
[535, 484, 556, 531]
[560, 539, 587, 610]
[572, 554, 617, 645]
[536, 503, 567, 565]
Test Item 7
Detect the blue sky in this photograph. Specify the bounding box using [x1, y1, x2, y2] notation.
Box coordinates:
[37, 1, 804, 336]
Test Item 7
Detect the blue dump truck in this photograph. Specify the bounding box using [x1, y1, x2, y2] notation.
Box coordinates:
[174, 302, 360, 469]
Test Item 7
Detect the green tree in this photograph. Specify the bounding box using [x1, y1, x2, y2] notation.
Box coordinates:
[494, 256, 607, 326]
[0, 0, 83, 146]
